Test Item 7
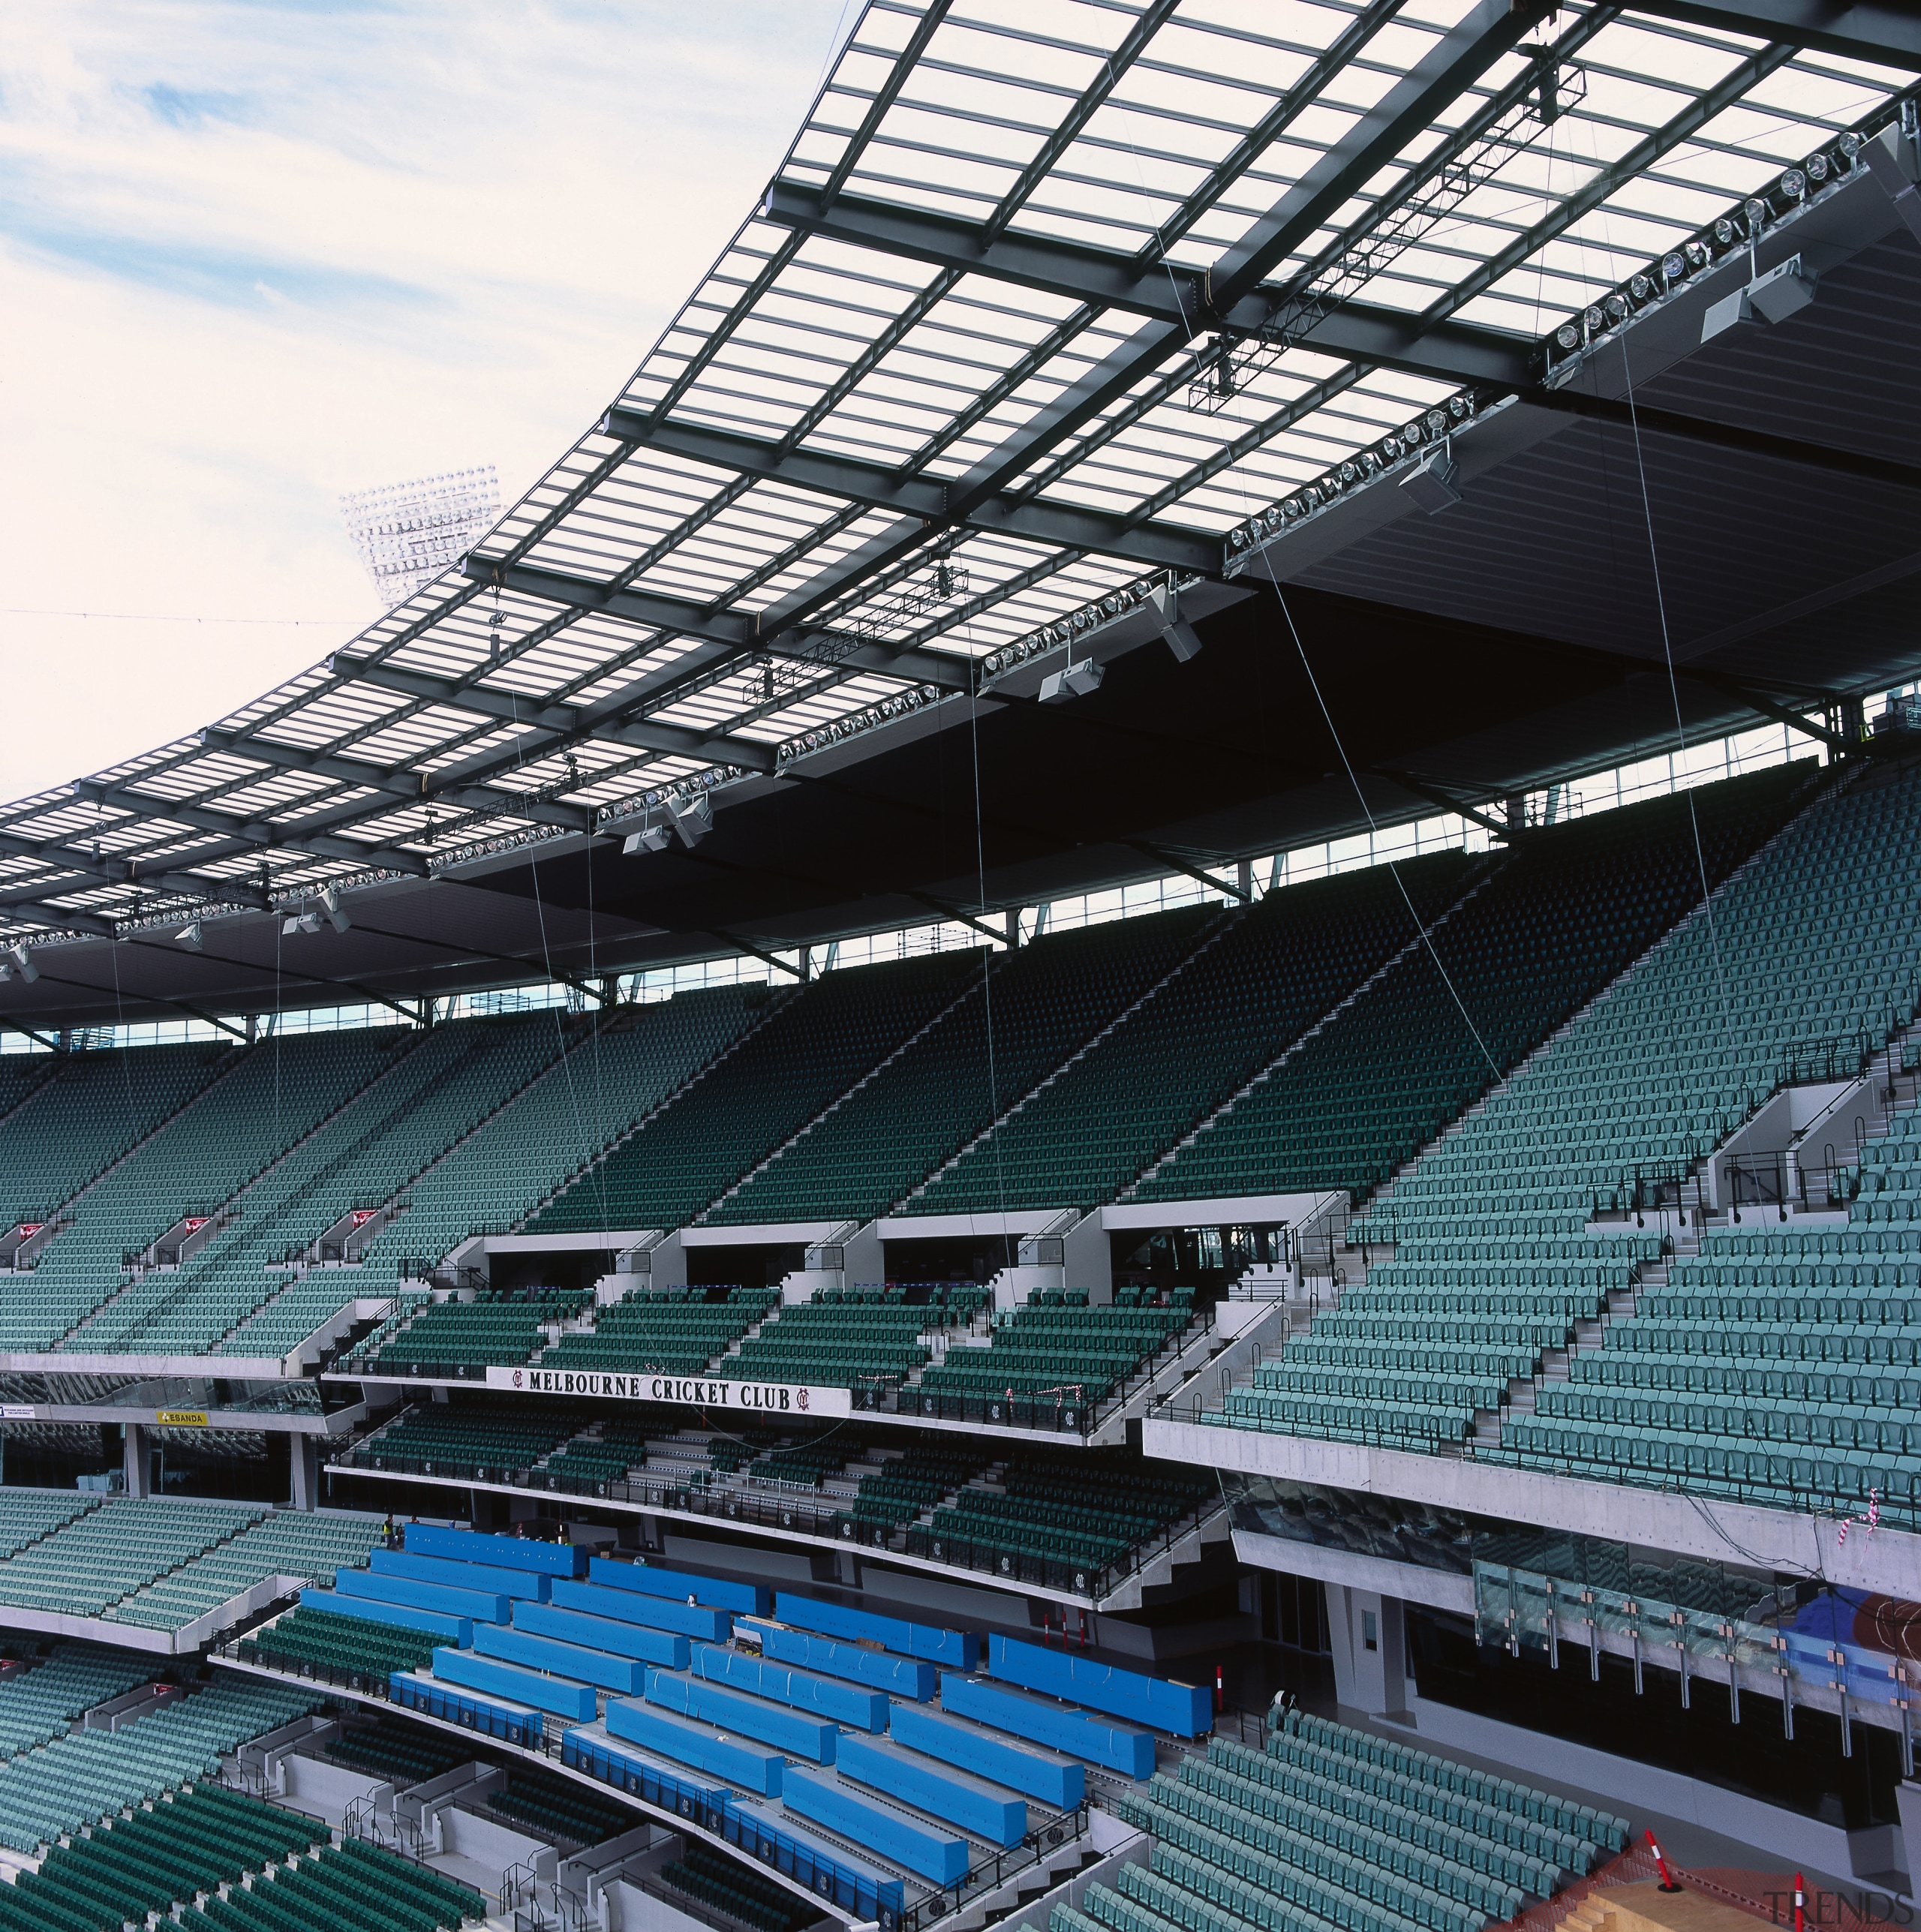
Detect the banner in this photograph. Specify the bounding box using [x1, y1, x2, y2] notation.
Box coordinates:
[483, 1366, 851, 1417]
[156, 1410, 209, 1427]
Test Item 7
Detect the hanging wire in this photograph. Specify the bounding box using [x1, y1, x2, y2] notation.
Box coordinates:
[1255, 557, 1502, 1085]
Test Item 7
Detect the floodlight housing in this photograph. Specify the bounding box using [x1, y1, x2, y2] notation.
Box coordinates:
[666, 794, 713, 847]
[1399, 446, 1461, 514]
[622, 822, 674, 856]
[1147, 582, 1204, 663]
[7, 945, 37, 984]
[1039, 659, 1105, 704]
[177, 923, 203, 952]
[320, 888, 350, 934]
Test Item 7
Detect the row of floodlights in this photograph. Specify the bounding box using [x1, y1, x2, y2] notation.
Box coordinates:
[1223, 393, 1483, 561]
[1547, 134, 1864, 358]
[777, 682, 942, 765]
[976, 575, 1177, 684]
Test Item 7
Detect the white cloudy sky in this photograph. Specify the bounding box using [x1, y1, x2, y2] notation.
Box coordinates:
[0, 2, 850, 802]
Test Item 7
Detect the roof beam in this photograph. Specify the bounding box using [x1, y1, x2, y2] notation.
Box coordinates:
[0, 901, 117, 939]
[341, 659, 779, 777]
[759, 185, 1532, 389]
[1523, 386, 1921, 494]
[69, 779, 431, 882]
[1625, 0, 1921, 68]
[1126, 840, 1250, 903]
[1682, 672, 1853, 753]
[461, 560, 977, 693]
[709, 930, 803, 979]
[595, 408, 1224, 575]
[0, 1017, 63, 1051]
[1375, 770, 1517, 843]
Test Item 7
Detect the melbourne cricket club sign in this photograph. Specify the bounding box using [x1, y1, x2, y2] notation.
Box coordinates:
[483, 1366, 852, 1417]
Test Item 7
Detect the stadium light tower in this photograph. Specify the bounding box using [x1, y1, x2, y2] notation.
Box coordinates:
[339, 466, 501, 608]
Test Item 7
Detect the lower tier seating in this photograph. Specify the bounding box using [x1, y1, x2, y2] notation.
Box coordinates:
[660, 1841, 821, 1932]
[178, 1836, 487, 1932]
[237, 1606, 437, 1685]
[0, 1780, 325, 1932]
[0, 1675, 326, 1852]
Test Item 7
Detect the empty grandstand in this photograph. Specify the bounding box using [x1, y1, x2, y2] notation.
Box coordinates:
[1, 5, 1919, 1930]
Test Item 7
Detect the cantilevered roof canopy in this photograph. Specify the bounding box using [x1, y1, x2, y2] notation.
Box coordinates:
[2, 0, 1917, 1032]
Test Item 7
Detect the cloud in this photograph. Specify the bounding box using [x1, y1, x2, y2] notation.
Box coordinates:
[0, 2, 851, 800]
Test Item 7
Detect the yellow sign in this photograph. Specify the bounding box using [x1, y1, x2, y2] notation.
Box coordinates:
[155, 1411, 209, 1427]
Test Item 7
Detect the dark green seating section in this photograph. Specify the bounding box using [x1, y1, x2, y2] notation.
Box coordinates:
[908, 1448, 1212, 1574]
[711, 906, 1216, 1224]
[359, 1289, 588, 1378]
[1220, 759, 1921, 1519]
[343, 1405, 589, 1480]
[0, 1782, 324, 1932]
[837, 1442, 988, 1535]
[911, 858, 1471, 1216]
[487, 1763, 635, 1846]
[238, 1608, 437, 1684]
[541, 1284, 774, 1377]
[722, 1287, 982, 1390]
[532, 952, 983, 1233]
[918, 1294, 1193, 1406]
[327, 1718, 474, 1786]
[1076, 1708, 1626, 1932]
[1144, 768, 1808, 1203]
[179, 1837, 486, 1932]
[660, 1842, 819, 1932]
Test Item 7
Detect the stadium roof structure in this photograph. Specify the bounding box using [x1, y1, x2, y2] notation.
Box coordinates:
[4, 0, 1920, 1032]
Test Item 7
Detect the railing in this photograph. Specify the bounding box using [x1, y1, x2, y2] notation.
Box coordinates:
[898, 1801, 1090, 1932]
[331, 1444, 1223, 1603]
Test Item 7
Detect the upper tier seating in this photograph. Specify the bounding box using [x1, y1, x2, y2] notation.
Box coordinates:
[531, 953, 985, 1234]
[1223, 756, 1921, 1515]
[0, 1675, 323, 1852]
[8, 1030, 407, 1354]
[221, 987, 759, 1360]
[0, 1041, 231, 1229]
[539, 1284, 775, 1377]
[68, 1012, 579, 1357]
[908, 858, 1473, 1217]
[710, 908, 1216, 1225]
[1142, 766, 1809, 1202]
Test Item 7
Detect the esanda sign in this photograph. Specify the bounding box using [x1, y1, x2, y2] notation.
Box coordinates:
[483, 1366, 852, 1417]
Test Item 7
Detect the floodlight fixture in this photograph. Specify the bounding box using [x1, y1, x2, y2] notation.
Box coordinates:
[1399, 446, 1462, 515]
[282, 912, 322, 937]
[1147, 582, 1204, 664]
[1702, 253, 1815, 342]
[1039, 659, 1105, 704]
[339, 466, 501, 609]
[177, 923, 203, 952]
[6, 945, 37, 984]
[621, 818, 674, 856]
[666, 795, 713, 848]
[320, 888, 350, 934]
